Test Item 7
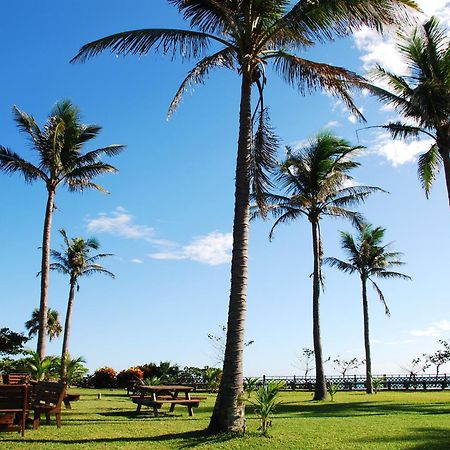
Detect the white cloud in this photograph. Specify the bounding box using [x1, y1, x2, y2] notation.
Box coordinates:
[353, 1, 450, 75]
[87, 207, 155, 240]
[131, 258, 143, 264]
[370, 131, 434, 166]
[348, 114, 358, 124]
[411, 320, 450, 337]
[325, 120, 341, 128]
[149, 232, 232, 266]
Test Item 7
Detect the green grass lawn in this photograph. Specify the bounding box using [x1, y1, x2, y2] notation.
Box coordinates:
[1, 389, 450, 449]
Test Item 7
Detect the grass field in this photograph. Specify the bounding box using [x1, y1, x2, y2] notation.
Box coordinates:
[1, 389, 450, 449]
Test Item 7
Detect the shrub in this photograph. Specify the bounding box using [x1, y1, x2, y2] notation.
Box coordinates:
[327, 383, 339, 401]
[92, 367, 117, 388]
[116, 367, 144, 388]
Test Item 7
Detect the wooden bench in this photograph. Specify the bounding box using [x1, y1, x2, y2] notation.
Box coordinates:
[4, 373, 31, 385]
[0, 384, 29, 436]
[63, 393, 80, 409]
[31, 381, 65, 429]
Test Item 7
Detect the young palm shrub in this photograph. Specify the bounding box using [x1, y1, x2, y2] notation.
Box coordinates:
[203, 367, 222, 393]
[64, 356, 89, 387]
[250, 380, 286, 436]
[366, 17, 450, 207]
[244, 377, 260, 398]
[50, 229, 115, 381]
[325, 223, 410, 393]
[327, 383, 339, 401]
[72, 0, 418, 434]
[0, 100, 124, 359]
[255, 131, 383, 400]
[25, 350, 58, 381]
[25, 308, 62, 342]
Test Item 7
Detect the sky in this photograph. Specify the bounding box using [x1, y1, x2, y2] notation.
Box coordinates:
[1, 0, 449, 377]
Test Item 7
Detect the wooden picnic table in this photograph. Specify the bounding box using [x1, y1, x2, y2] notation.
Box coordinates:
[133, 385, 201, 417]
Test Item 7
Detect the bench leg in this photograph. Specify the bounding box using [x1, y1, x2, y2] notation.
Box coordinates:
[56, 413, 62, 429]
[136, 402, 142, 413]
[153, 405, 159, 417]
[188, 406, 194, 417]
[64, 399, 71, 409]
[45, 412, 51, 425]
[169, 403, 176, 413]
[33, 412, 41, 430]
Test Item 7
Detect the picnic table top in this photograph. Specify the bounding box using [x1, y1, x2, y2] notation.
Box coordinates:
[136, 385, 193, 393]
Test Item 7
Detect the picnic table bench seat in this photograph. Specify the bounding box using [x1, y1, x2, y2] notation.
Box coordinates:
[63, 393, 80, 409]
[31, 381, 66, 429]
[0, 384, 29, 436]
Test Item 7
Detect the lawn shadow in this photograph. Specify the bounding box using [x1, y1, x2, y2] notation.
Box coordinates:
[355, 427, 450, 449]
[0, 429, 236, 448]
[269, 400, 450, 419]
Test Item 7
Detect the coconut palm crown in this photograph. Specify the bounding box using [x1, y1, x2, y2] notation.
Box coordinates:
[50, 229, 115, 381]
[0, 100, 124, 360]
[366, 16, 450, 206]
[71, 0, 418, 433]
[25, 308, 63, 342]
[324, 223, 411, 392]
[255, 131, 384, 400]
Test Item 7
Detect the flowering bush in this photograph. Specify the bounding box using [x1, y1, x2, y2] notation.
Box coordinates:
[92, 367, 117, 388]
[116, 366, 144, 388]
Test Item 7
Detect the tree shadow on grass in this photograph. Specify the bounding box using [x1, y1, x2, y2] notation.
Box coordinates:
[355, 427, 450, 449]
[0, 429, 236, 448]
[267, 401, 450, 419]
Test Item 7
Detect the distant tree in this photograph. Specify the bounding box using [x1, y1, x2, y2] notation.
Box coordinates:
[325, 223, 410, 393]
[0, 328, 29, 356]
[50, 229, 114, 381]
[258, 132, 382, 400]
[425, 340, 450, 377]
[402, 357, 430, 380]
[0, 100, 124, 359]
[207, 325, 254, 366]
[333, 357, 364, 378]
[366, 17, 450, 207]
[25, 308, 62, 341]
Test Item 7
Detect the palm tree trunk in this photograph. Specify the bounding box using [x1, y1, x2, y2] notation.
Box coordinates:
[362, 276, 373, 394]
[37, 188, 55, 360]
[311, 219, 326, 400]
[60, 276, 76, 382]
[439, 147, 450, 208]
[208, 74, 252, 434]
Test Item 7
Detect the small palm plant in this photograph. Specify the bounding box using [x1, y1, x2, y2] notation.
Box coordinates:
[143, 376, 162, 386]
[50, 229, 115, 381]
[26, 350, 58, 381]
[203, 367, 222, 393]
[244, 377, 260, 398]
[64, 356, 88, 387]
[250, 380, 286, 436]
[325, 223, 410, 393]
[327, 383, 339, 401]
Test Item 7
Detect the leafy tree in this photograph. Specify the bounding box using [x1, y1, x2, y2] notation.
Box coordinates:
[295, 348, 330, 380]
[72, 0, 418, 433]
[92, 367, 117, 388]
[366, 17, 450, 206]
[402, 357, 429, 380]
[0, 100, 124, 359]
[325, 223, 410, 393]
[333, 357, 363, 378]
[25, 350, 59, 381]
[258, 132, 382, 399]
[50, 229, 115, 381]
[425, 340, 450, 377]
[0, 328, 29, 356]
[25, 308, 62, 341]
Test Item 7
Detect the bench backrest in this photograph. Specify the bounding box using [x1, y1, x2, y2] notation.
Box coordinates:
[33, 381, 65, 407]
[0, 384, 29, 412]
[5, 373, 31, 385]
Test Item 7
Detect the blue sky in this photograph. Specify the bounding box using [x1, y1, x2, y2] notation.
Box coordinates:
[1, 0, 449, 377]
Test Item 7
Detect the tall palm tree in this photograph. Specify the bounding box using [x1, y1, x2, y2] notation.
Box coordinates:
[0, 100, 124, 359]
[324, 224, 410, 393]
[256, 131, 383, 400]
[50, 229, 115, 381]
[366, 17, 450, 207]
[25, 308, 63, 342]
[71, 0, 418, 432]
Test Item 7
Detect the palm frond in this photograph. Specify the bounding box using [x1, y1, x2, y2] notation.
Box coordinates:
[323, 257, 356, 274]
[369, 278, 391, 317]
[168, 47, 235, 118]
[74, 145, 126, 166]
[417, 144, 442, 198]
[271, 52, 366, 120]
[71, 28, 224, 63]
[269, 209, 304, 241]
[0, 146, 45, 183]
[372, 270, 412, 281]
[250, 108, 279, 218]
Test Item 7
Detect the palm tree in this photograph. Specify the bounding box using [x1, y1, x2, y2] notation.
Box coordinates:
[49, 229, 115, 381]
[324, 224, 410, 393]
[366, 17, 450, 207]
[256, 131, 383, 400]
[25, 308, 63, 342]
[71, 0, 418, 432]
[0, 100, 124, 359]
